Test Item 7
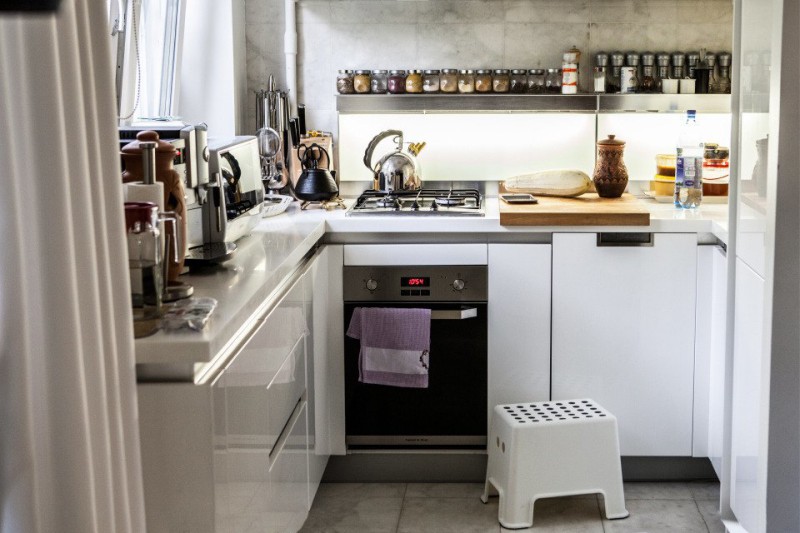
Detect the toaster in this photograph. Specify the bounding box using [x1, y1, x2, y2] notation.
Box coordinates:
[189, 136, 263, 258]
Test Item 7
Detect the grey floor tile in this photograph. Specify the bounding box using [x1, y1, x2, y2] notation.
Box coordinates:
[622, 481, 694, 500]
[299, 496, 404, 533]
[398, 496, 500, 533]
[406, 482, 485, 499]
[500, 496, 604, 532]
[688, 481, 721, 501]
[696, 499, 726, 533]
[313, 482, 407, 501]
[602, 499, 709, 533]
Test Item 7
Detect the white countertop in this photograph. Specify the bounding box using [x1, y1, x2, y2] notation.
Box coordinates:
[135, 196, 729, 367]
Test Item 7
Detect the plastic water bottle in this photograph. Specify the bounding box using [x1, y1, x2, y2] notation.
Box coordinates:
[675, 110, 704, 208]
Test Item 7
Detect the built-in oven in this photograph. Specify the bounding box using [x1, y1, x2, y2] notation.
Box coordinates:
[343, 265, 488, 449]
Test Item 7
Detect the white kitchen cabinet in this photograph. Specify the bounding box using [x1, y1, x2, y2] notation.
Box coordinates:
[692, 244, 728, 472]
[487, 244, 551, 411]
[551, 232, 697, 456]
[303, 244, 345, 501]
[729, 258, 766, 532]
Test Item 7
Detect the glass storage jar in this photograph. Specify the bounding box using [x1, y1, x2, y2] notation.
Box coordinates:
[475, 69, 493, 93]
[353, 70, 371, 93]
[423, 69, 441, 93]
[527, 69, 545, 93]
[492, 69, 510, 93]
[457, 69, 475, 93]
[371, 70, 388, 93]
[545, 68, 562, 93]
[405, 69, 423, 93]
[387, 70, 406, 94]
[336, 69, 355, 94]
[510, 69, 527, 93]
[440, 69, 458, 93]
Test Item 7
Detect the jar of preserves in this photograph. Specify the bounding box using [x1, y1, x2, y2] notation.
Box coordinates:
[545, 68, 562, 93]
[353, 70, 371, 94]
[336, 70, 355, 94]
[387, 70, 406, 94]
[440, 69, 458, 93]
[510, 69, 527, 93]
[527, 69, 545, 93]
[458, 69, 475, 93]
[406, 69, 423, 93]
[492, 69, 510, 93]
[475, 69, 492, 93]
[423, 69, 441, 93]
[371, 70, 388, 93]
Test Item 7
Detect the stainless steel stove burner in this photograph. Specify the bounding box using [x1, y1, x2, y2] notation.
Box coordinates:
[347, 188, 484, 217]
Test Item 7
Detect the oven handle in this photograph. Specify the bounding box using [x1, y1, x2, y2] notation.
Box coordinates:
[431, 307, 478, 320]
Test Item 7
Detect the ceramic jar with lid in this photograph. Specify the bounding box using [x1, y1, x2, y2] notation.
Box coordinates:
[336, 70, 355, 94]
[406, 70, 423, 93]
[388, 70, 406, 94]
[475, 69, 493, 93]
[353, 70, 371, 93]
[458, 69, 475, 93]
[492, 69, 510, 93]
[371, 70, 388, 93]
[423, 69, 441, 93]
[593, 134, 629, 198]
[440, 69, 458, 93]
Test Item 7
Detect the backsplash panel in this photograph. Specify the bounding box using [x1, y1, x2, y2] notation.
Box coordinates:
[244, 0, 733, 171]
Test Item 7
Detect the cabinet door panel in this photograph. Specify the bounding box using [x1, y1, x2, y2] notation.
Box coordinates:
[552, 232, 697, 456]
[488, 244, 551, 411]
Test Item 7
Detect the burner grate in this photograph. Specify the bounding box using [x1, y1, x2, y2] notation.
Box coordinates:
[349, 188, 483, 216]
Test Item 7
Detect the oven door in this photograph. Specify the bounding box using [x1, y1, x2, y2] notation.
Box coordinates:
[344, 302, 487, 449]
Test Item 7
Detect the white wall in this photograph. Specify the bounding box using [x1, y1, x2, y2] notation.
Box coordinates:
[178, 0, 247, 137]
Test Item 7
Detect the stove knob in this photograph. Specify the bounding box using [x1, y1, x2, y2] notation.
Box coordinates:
[452, 279, 466, 291]
[366, 279, 378, 291]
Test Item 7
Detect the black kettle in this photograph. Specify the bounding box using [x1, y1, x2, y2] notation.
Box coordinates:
[294, 143, 338, 202]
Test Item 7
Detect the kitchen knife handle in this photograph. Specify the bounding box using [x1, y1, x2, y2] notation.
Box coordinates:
[297, 105, 306, 136]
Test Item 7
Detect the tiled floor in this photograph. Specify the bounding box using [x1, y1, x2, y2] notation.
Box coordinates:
[299, 481, 724, 533]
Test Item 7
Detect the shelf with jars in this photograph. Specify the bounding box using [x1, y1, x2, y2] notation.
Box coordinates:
[336, 93, 731, 114]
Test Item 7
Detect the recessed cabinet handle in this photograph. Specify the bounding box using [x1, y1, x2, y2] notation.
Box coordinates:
[431, 307, 478, 320]
[596, 232, 654, 247]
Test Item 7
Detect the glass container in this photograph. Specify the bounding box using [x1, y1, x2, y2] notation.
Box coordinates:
[353, 70, 371, 94]
[656, 52, 671, 92]
[608, 52, 625, 93]
[593, 67, 607, 93]
[671, 52, 685, 79]
[475, 69, 493, 93]
[458, 69, 475, 93]
[703, 144, 730, 196]
[716, 52, 732, 94]
[545, 68, 562, 94]
[510, 69, 528, 94]
[371, 70, 388, 93]
[527, 69, 545, 93]
[441, 69, 458, 93]
[405, 69, 423, 93]
[423, 69, 441, 93]
[387, 70, 406, 94]
[492, 69, 510, 93]
[336, 69, 355, 94]
[687, 52, 701, 78]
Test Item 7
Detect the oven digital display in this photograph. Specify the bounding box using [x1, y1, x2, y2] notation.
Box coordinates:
[401, 277, 430, 287]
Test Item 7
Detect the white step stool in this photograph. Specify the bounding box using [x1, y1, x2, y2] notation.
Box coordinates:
[481, 399, 629, 529]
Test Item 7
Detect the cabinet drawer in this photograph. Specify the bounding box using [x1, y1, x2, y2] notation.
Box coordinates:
[266, 339, 307, 452]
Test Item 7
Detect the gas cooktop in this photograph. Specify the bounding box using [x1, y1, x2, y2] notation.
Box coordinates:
[346, 188, 484, 216]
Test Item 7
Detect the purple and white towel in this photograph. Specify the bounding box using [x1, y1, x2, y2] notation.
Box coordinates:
[346, 307, 431, 388]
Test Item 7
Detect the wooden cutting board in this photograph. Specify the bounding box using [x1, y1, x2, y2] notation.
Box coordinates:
[499, 192, 651, 226]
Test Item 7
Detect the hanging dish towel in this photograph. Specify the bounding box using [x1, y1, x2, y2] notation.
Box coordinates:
[346, 307, 431, 388]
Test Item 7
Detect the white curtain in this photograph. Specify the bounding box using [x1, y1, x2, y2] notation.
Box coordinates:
[0, 2, 146, 532]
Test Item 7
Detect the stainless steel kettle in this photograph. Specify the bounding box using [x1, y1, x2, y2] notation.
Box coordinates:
[363, 129, 424, 192]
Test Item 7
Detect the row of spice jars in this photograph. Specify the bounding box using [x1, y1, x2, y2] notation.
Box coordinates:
[337, 68, 566, 95]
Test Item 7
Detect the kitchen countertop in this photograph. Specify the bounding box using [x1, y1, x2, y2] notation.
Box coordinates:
[134, 196, 730, 367]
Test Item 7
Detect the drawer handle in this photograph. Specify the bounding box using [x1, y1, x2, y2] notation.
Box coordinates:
[431, 307, 478, 320]
[596, 232, 654, 247]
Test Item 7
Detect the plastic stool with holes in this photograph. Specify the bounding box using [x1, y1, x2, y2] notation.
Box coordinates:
[481, 399, 629, 529]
